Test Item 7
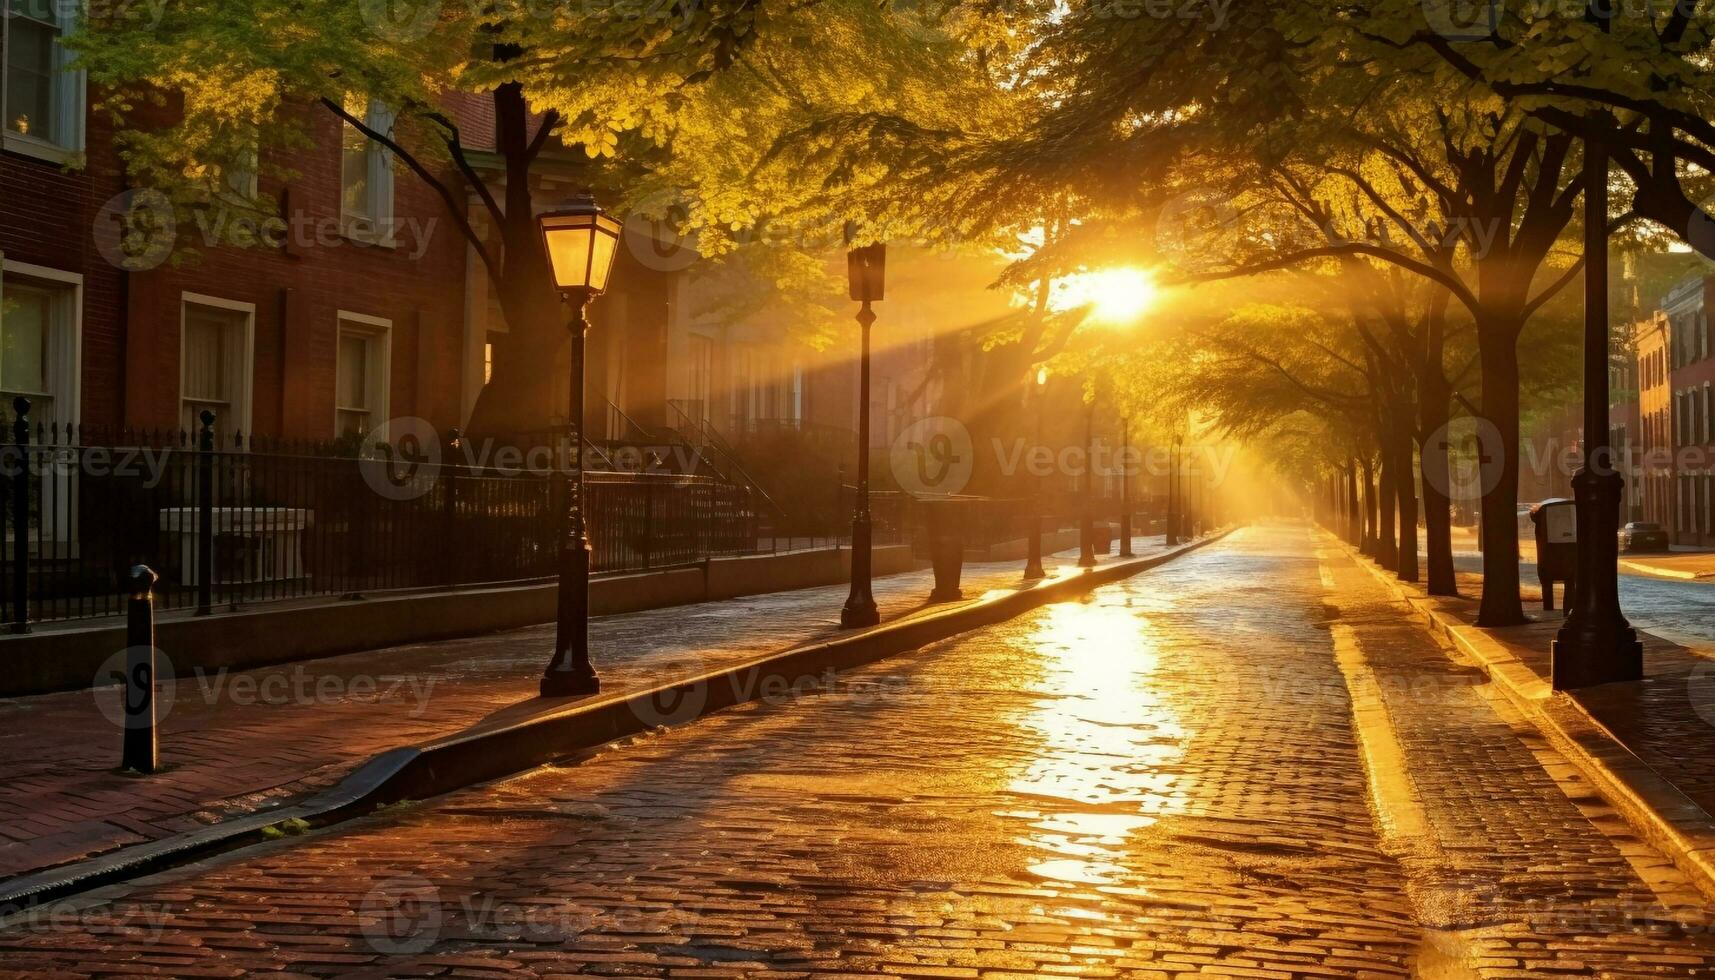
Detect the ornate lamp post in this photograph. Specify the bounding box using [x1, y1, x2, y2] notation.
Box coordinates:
[538, 194, 621, 698]
[1118, 415, 1134, 558]
[1024, 367, 1047, 580]
[1078, 398, 1097, 569]
[841, 237, 885, 628]
[1551, 119, 1642, 688]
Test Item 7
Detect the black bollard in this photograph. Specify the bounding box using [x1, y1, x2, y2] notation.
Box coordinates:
[120, 565, 160, 774]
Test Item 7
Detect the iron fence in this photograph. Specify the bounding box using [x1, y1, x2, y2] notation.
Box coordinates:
[0, 405, 761, 628]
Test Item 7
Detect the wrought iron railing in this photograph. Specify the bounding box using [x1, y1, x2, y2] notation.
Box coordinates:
[0, 403, 761, 628]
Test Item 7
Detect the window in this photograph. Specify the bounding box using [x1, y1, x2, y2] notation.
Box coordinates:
[334, 313, 390, 438]
[222, 136, 259, 202]
[2, 0, 85, 161]
[0, 260, 79, 427]
[180, 295, 254, 438]
[339, 98, 395, 241]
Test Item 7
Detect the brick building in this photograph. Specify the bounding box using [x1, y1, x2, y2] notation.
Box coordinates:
[1, 9, 981, 532]
[1647, 275, 1715, 546]
[3, 8, 472, 442]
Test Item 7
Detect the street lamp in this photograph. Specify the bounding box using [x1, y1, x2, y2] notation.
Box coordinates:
[1550, 123, 1642, 688]
[538, 193, 621, 698]
[841, 235, 885, 628]
[1119, 415, 1134, 558]
[1078, 397, 1097, 569]
[1024, 367, 1047, 580]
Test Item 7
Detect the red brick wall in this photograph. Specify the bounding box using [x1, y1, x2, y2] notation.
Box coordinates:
[4, 96, 472, 441]
[123, 104, 469, 439]
[0, 107, 128, 428]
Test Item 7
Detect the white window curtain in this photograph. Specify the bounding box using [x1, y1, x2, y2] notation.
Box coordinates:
[0, 265, 79, 428]
[340, 99, 395, 237]
[181, 302, 250, 437]
[335, 315, 389, 438]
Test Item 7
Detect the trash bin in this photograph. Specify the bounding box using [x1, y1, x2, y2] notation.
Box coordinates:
[1530, 498, 1577, 612]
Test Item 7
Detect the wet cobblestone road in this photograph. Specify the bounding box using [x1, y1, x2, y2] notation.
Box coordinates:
[3, 524, 1713, 977]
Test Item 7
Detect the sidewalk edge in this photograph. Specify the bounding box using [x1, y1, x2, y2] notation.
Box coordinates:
[1337, 536, 1715, 901]
[0, 530, 1233, 916]
[1617, 560, 1707, 582]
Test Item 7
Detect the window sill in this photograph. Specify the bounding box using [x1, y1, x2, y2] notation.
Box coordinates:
[1, 133, 82, 168]
[338, 218, 398, 251]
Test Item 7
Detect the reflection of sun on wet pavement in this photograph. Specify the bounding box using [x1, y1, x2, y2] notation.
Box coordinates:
[1004, 597, 1188, 886]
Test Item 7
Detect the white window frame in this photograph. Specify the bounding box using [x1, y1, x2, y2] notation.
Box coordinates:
[0, 259, 81, 546]
[339, 99, 396, 246]
[333, 310, 390, 440]
[1, 0, 86, 164]
[0, 258, 81, 428]
[178, 292, 255, 439]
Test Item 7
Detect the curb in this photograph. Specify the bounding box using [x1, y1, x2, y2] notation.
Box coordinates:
[1336, 535, 1715, 901]
[1617, 560, 1710, 582]
[0, 530, 1232, 917]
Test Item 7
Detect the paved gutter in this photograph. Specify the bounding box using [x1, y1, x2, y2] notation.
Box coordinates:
[1339, 533, 1715, 902]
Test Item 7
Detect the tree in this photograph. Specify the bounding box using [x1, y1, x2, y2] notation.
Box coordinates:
[69, 0, 992, 440]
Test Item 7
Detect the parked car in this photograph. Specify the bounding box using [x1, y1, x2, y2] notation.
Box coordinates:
[1620, 521, 1671, 553]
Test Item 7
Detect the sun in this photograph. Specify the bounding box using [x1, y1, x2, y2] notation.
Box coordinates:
[1053, 267, 1159, 325]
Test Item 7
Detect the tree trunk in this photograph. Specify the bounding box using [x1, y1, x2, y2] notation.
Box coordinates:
[1476, 330, 1527, 626]
[1377, 449, 1398, 568]
[1392, 418, 1420, 583]
[461, 83, 576, 447]
[1346, 462, 1362, 545]
[1418, 386, 1458, 596]
[1360, 455, 1378, 556]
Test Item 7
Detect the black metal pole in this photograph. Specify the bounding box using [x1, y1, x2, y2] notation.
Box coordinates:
[542, 294, 602, 697]
[1078, 400, 1096, 568]
[1185, 442, 1196, 538]
[1551, 125, 1642, 688]
[841, 299, 880, 627]
[1024, 380, 1045, 580]
[121, 565, 160, 774]
[1119, 416, 1134, 557]
[9, 397, 28, 635]
[1166, 435, 1180, 546]
[195, 410, 214, 616]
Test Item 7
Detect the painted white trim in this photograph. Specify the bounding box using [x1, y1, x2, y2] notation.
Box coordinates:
[178, 292, 256, 438]
[334, 311, 392, 439]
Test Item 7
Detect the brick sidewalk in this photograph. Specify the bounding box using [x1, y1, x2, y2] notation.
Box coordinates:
[1387, 566, 1715, 822]
[0, 538, 1165, 883]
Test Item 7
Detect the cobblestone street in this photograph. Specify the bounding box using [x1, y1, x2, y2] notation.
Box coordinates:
[3, 524, 1713, 977]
